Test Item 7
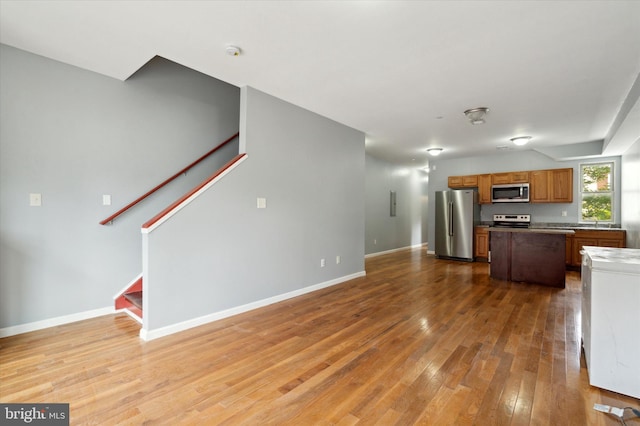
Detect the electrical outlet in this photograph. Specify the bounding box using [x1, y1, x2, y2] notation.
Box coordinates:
[336, 255, 341, 264]
[561, 210, 567, 217]
[320, 258, 326, 268]
[374, 239, 377, 245]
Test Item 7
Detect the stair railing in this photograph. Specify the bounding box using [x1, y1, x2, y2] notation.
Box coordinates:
[142, 153, 247, 232]
[99, 132, 239, 225]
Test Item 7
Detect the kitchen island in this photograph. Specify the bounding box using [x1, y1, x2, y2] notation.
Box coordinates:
[488, 227, 575, 287]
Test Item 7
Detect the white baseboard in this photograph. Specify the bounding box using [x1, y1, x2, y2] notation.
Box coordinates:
[365, 243, 427, 258]
[116, 308, 143, 324]
[139, 271, 366, 341]
[0, 306, 114, 338]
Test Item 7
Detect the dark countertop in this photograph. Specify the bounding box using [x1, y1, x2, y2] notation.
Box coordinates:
[478, 222, 624, 231]
[532, 226, 623, 231]
[488, 227, 575, 234]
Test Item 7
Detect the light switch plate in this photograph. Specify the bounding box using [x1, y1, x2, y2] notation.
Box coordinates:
[102, 194, 112, 206]
[257, 197, 267, 209]
[29, 193, 42, 207]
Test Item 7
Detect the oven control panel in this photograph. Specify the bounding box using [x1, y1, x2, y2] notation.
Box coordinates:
[493, 214, 531, 222]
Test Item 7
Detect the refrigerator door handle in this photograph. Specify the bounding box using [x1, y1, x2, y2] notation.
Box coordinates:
[448, 201, 454, 236]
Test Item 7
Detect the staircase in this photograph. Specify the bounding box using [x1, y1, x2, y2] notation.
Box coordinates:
[107, 133, 243, 328]
[114, 275, 143, 321]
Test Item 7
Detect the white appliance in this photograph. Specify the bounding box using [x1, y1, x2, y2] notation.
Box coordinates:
[581, 246, 640, 399]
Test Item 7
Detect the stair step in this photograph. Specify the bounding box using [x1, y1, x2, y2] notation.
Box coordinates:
[123, 291, 142, 309]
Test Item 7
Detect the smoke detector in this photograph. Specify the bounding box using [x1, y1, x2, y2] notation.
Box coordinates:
[226, 45, 241, 56]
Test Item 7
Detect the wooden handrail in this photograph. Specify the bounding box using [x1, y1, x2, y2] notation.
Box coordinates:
[142, 153, 247, 230]
[99, 132, 239, 225]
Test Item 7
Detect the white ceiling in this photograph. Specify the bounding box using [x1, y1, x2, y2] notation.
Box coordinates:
[1, 0, 639, 165]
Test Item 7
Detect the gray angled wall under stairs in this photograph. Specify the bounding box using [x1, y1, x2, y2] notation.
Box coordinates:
[142, 87, 365, 336]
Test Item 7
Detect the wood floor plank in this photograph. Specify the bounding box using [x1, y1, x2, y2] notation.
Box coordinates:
[1, 248, 638, 425]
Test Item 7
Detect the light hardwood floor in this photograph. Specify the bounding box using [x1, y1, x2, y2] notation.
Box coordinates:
[1, 248, 639, 425]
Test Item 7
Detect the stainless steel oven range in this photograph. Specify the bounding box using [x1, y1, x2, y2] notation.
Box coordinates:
[492, 214, 531, 228]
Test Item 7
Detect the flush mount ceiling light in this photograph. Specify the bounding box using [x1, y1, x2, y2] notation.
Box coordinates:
[510, 136, 532, 146]
[464, 107, 489, 125]
[427, 148, 443, 156]
[226, 45, 241, 56]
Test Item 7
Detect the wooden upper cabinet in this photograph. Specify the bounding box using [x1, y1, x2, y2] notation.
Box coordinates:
[478, 174, 492, 204]
[511, 171, 529, 183]
[448, 175, 478, 188]
[463, 175, 478, 187]
[530, 168, 573, 203]
[530, 170, 550, 202]
[447, 168, 571, 204]
[550, 168, 573, 203]
[448, 176, 464, 188]
[491, 173, 511, 185]
[491, 171, 529, 185]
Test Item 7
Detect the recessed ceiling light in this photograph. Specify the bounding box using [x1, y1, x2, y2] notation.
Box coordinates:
[510, 136, 532, 146]
[427, 148, 443, 156]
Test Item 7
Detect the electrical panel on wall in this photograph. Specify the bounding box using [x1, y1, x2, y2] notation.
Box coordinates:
[390, 191, 396, 217]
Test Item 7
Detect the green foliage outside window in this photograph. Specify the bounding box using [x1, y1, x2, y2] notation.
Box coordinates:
[580, 163, 613, 222]
[582, 194, 612, 221]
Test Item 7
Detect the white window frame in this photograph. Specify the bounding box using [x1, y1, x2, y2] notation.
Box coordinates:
[579, 161, 614, 224]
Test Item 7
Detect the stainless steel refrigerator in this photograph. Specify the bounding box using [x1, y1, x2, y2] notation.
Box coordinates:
[435, 190, 479, 261]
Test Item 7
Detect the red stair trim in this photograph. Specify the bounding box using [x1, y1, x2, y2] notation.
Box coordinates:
[142, 153, 247, 230]
[115, 276, 143, 319]
[99, 132, 239, 225]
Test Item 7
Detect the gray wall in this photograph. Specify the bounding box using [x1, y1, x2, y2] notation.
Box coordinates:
[621, 140, 640, 248]
[0, 45, 240, 328]
[365, 154, 428, 254]
[426, 150, 622, 251]
[143, 87, 365, 332]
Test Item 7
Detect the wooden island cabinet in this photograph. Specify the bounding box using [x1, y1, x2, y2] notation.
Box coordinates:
[489, 228, 575, 287]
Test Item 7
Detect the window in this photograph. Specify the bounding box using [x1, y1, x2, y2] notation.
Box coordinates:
[580, 162, 613, 222]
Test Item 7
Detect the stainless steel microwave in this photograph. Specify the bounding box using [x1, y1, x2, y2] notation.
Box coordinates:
[491, 183, 530, 203]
